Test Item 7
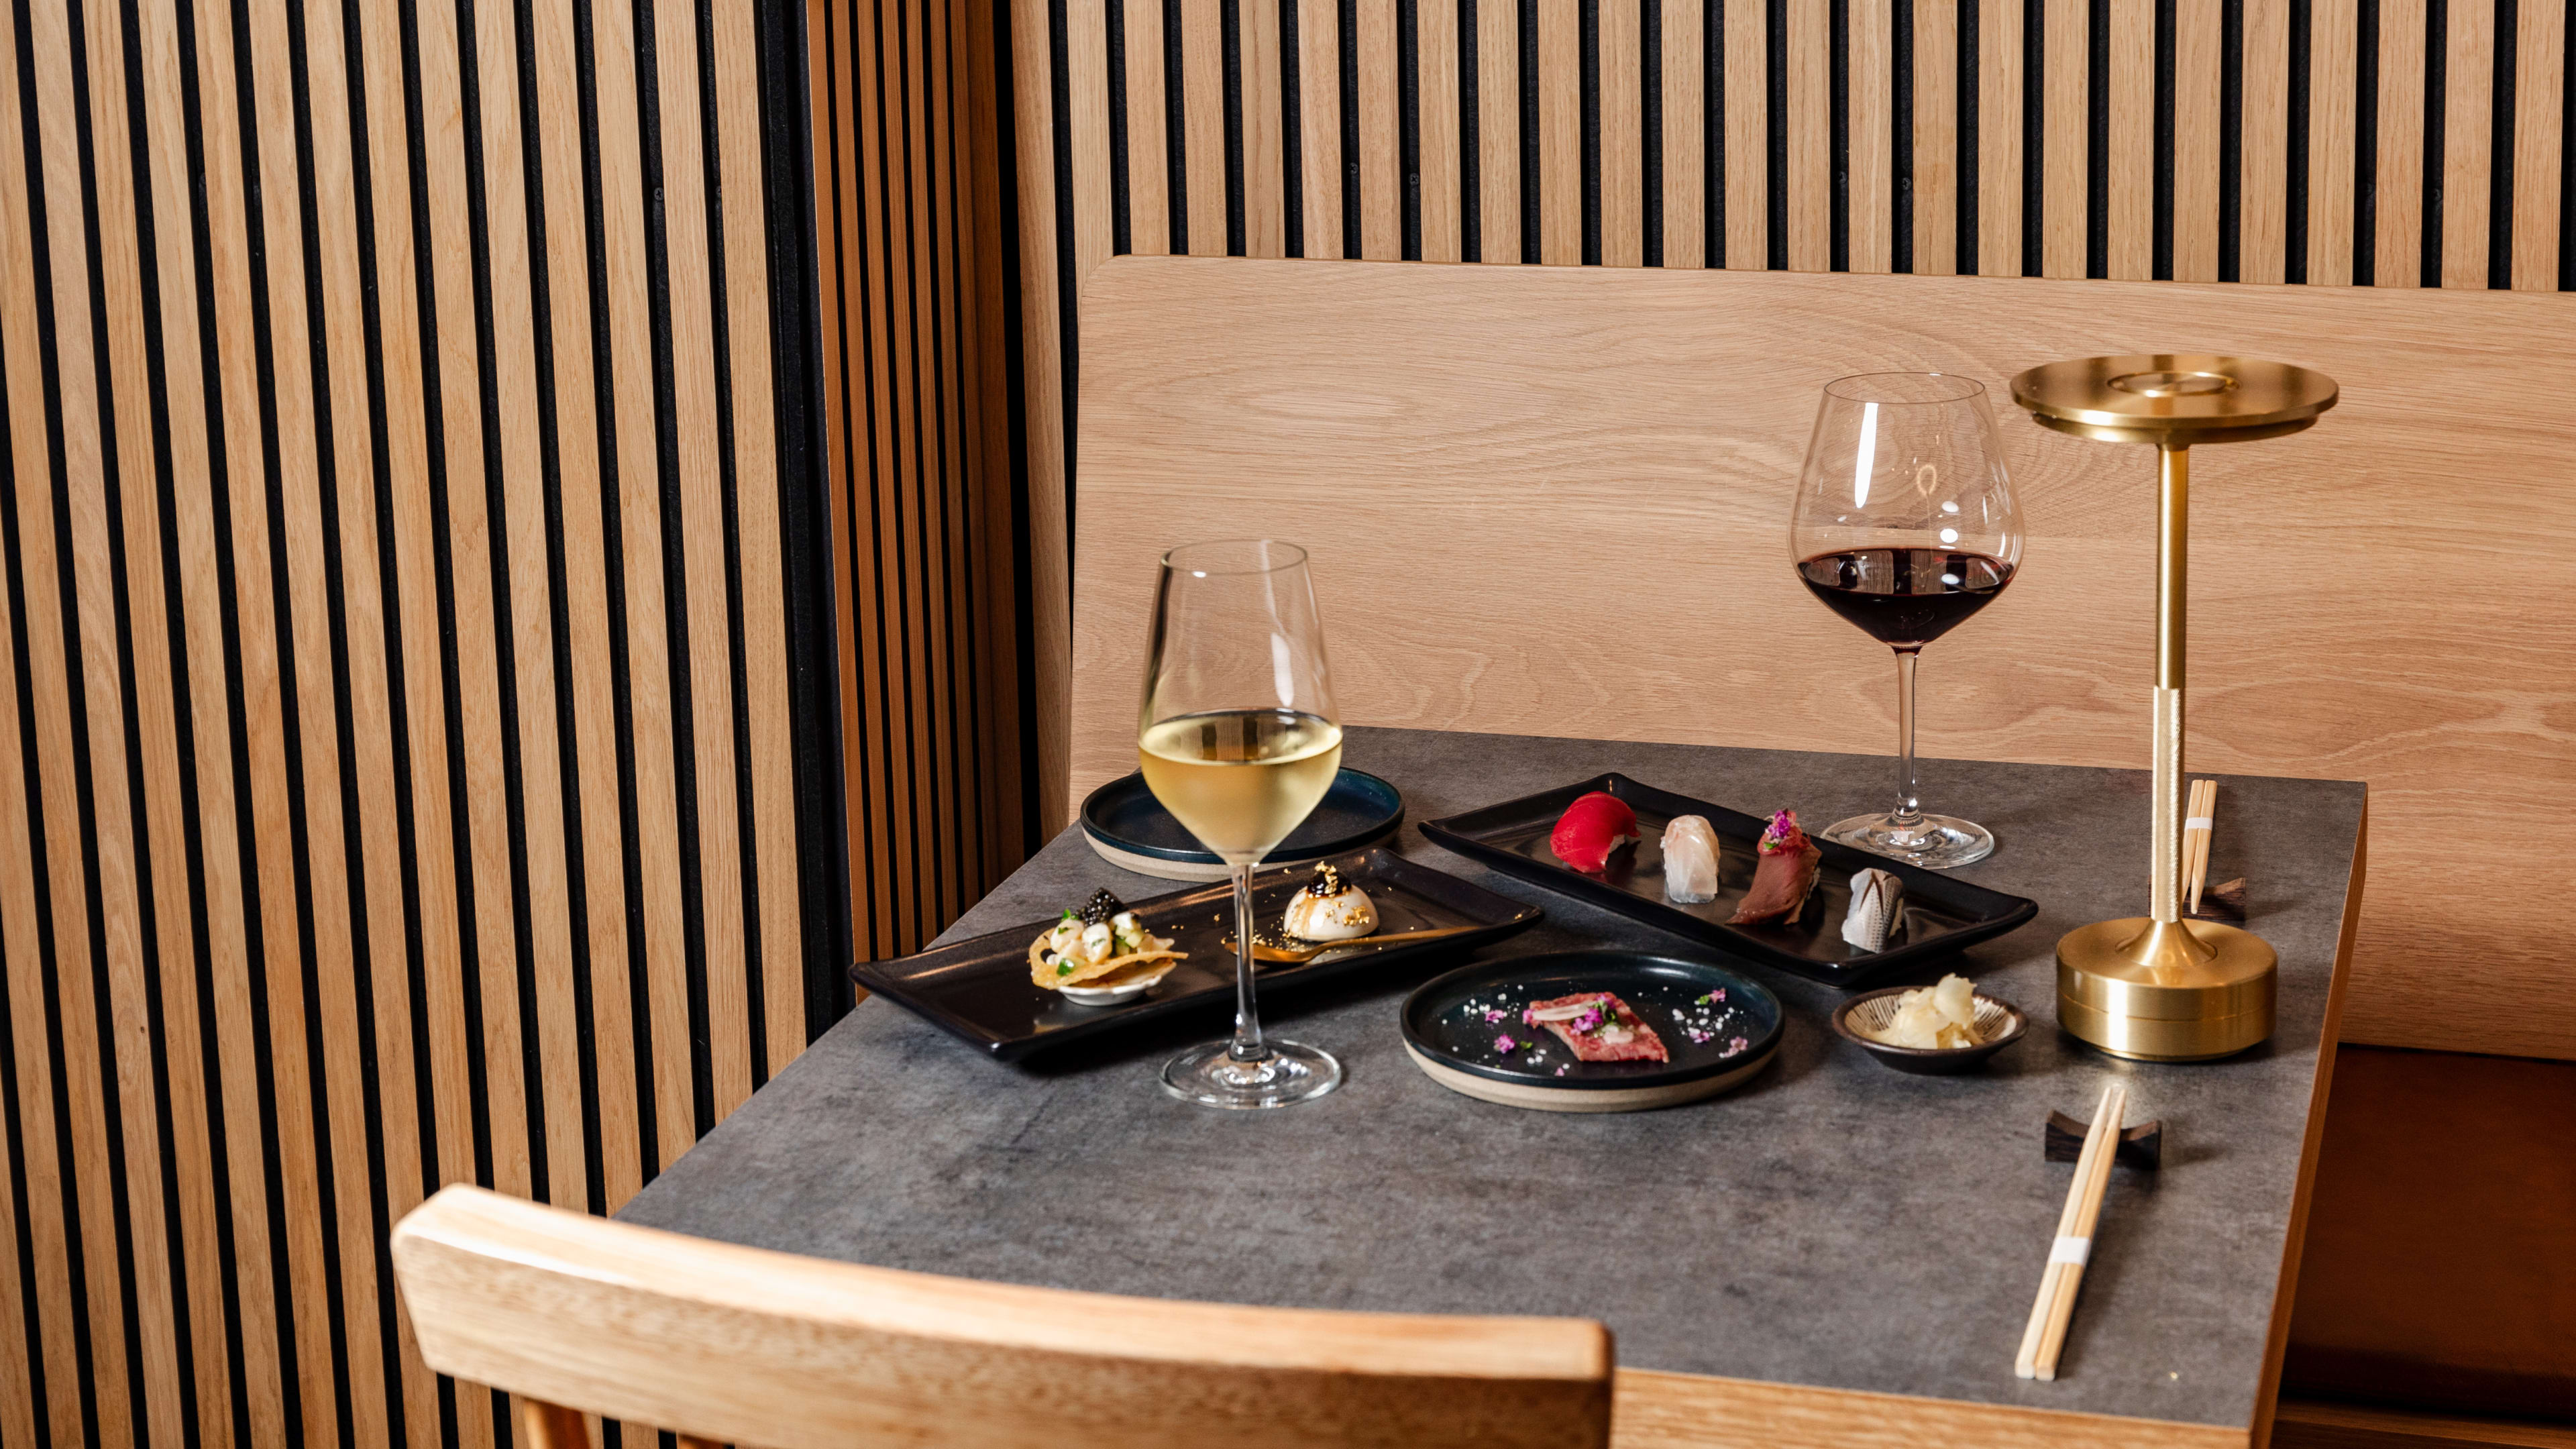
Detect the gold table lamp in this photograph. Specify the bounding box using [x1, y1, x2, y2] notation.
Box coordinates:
[2007, 356, 2338, 1061]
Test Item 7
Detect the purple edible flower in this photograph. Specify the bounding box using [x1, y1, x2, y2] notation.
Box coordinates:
[1723, 1035, 1750, 1057]
[1494, 1034, 1517, 1053]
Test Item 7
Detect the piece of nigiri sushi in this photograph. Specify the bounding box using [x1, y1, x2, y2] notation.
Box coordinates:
[1549, 791, 1639, 873]
[1661, 815, 1721, 902]
[1727, 810, 1821, 926]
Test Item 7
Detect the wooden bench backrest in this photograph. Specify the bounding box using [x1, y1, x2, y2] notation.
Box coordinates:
[390, 1185, 1614, 1449]
[1072, 254, 2576, 1060]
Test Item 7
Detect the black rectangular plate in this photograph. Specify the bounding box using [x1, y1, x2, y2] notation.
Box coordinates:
[1419, 774, 2037, 989]
[851, 848, 1541, 1060]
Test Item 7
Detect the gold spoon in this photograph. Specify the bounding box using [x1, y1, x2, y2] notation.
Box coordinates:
[1222, 924, 1489, 963]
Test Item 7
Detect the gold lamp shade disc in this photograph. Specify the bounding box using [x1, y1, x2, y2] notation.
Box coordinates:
[2010, 354, 2339, 446]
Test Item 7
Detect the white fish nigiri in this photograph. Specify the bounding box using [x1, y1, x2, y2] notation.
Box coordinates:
[1841, 867, 1905, 951]
[1661, 815, 1722, 903]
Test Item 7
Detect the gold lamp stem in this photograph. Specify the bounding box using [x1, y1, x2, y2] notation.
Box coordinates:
[2152, 443, 2188, 927]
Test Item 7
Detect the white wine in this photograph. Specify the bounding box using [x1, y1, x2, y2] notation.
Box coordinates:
[1138, 709, 1344, 864]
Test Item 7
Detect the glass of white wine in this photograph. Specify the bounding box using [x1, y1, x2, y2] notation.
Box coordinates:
[1138, 540, 1345, 1108]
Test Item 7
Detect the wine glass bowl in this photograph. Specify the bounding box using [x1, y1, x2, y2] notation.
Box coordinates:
[1138, 539, 1346, 1108]
[1790, 374, 2023, 869]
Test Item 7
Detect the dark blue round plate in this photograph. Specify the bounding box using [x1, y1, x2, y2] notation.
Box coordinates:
[1400, 951, 1784, 1111]
[1079, 767, 1404, 880]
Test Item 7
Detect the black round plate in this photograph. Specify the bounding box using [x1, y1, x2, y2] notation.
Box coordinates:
[1401, 951, 1784, 1100]
[1080, 767, 1403, 869]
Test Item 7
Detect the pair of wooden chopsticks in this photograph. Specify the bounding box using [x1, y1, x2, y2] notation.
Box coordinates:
[2184, 779, 2219, 915]
[2016, 1081, 2128, 1381]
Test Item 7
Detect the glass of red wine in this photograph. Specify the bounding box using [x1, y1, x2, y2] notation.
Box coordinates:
[1790, 373, 2022, 869]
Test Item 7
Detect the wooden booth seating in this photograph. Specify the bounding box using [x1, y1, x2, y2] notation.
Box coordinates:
[1070, 255, 2576, 1434]
[389, 1185, 1615, 1448]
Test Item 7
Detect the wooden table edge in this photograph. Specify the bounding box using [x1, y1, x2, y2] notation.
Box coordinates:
[1612, 1366, 2249, 1448]
[2247, 796, 2369, 1449]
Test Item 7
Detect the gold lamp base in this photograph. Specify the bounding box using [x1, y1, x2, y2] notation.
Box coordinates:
[2056, 917, 2277, 1061]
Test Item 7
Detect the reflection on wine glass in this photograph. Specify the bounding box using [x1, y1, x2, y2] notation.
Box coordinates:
[1138, 539, 1345, 1108]
[1790, 373, 2023, 869]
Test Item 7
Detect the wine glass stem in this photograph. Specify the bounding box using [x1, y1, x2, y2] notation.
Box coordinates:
[1891, 647, 1925, 828]
[1228, 863, 1268, 1064]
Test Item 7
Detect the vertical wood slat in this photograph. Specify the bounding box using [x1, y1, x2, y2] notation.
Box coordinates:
[1419, 0, 1464, 260]
[2438, 0, 2494, 287]
[1358, 0, 1403, 255]
[1849, 0, 1893, 271]
[1245, 0, 1288, 257]
[1183, 0, 1228, 250]
[2172, 0, 2222, 280]
[1124, 0, 1173, 254]
[2108, 0, 2152, 278]
[1539, 0, 1581, 262]
[1601, 0, 1644, 264]
[1480, 0, 1523, 261]
[1, 0, 824, 1439]
[2310, 0, 2360, 283]
[1911, 0, 1958, 275]
[1297, 0, 1346, 257]
[2242, 0, 2290, 282]
[2514, 0, 2567, 288]
[1661, 0, 1705, 267]
[1978, 0, 2024, 275]
[1786, 0, 1831, 268]
[2041, 0, 2085, 277]
[1723, 0, 1766, 266]
[2375, 0, 2428, 286]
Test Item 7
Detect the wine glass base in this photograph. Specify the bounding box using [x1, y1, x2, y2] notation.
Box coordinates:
[1821, 812, 1996, 870]
[1161, 1039, 1344, 1109]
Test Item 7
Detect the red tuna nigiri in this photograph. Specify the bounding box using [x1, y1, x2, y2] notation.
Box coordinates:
[1549, 791, 1639, 873]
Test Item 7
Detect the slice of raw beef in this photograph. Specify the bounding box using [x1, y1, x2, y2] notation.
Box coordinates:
[1521, 991, 1668, 1063]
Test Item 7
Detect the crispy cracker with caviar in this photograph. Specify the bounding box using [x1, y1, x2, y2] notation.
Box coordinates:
[1027, 888, 1187, 989]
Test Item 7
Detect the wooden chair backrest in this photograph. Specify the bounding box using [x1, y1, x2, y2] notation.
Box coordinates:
[1071, 254, 2576, 1061]
[389, 1185, 1614, 1449]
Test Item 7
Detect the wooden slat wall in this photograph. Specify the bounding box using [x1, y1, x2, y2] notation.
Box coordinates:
[1011, 0, 2576, 828]
[0, 0, 851, 1445]
[809, 0, 1030, 970]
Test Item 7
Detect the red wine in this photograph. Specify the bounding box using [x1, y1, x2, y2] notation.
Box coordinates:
[1797, 548, 2015, 648]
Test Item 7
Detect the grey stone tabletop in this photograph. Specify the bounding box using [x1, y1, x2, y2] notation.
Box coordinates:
[623, 726, 2363, 1430]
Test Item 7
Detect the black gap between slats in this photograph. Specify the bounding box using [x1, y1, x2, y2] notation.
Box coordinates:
[1894, 0, 1915, 273]
[2421, 0, 2446, 285]
[1958, 0, 1978, 272]
[1341, 0, 1362, 255]
[2491, 0, 2517, 287]
[1168, 0, 1191, 251]
[2288, 0, 2310, 282]
[1108, 0, 1134, 252]
[2563, 0, 2574, 288]
[1225, 0, 1250, 254]
[1766, 0, 1786, 266]
[2220, 0, 2243, 280]
[1460, 0, 1481, 261]
[1646, 0, 1666, 265]
[1520, 0, 1539, 258]
[1707, 0, 1723, 267]
[2354, 0, 2377, 282]
[2088, 0, 2108, 277]
[1582, 0, 1602, 263]
[1829, 0, 1847, 270]
[2153, 0, 2175, 277]
[2022, 0, 2041, 274]
[1401, 0, 1422, 258]
[1285, 0, 1309, 254]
